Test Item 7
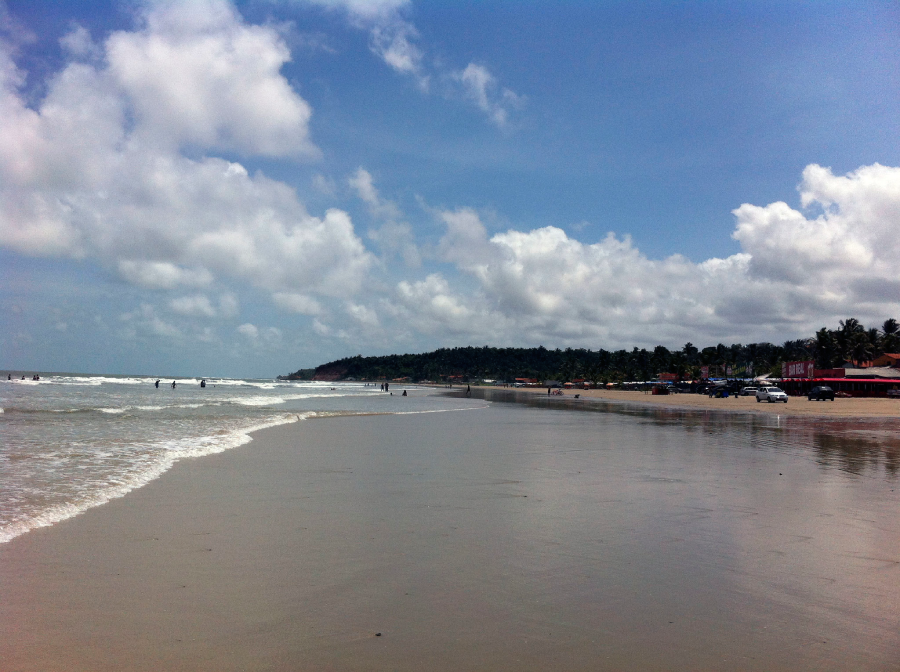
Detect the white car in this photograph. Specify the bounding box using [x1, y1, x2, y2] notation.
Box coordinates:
[756, 386, 788, 403]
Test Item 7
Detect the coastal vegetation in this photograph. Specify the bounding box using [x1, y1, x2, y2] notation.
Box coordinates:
[281, 318, 900, 383]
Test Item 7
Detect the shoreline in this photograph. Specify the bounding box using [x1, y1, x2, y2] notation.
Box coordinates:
[447, 385, 900, 418]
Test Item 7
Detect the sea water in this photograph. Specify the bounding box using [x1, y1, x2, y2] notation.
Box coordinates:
[0, 374, 481, 543]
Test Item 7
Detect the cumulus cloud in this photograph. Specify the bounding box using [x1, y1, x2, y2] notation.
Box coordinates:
[385, 164, 900, 349]
[106, 0, 318, 157]
[393, 273, 508, 337]
[734, 163, 898, 286]
[0, 0, 372, 307]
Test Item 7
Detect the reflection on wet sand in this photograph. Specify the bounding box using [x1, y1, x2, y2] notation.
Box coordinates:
[474, 387, 900, 479]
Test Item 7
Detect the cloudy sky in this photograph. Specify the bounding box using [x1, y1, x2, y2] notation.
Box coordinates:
[1, 0, 898, 377]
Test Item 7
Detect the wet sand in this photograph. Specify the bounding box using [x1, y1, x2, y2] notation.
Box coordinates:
[2, 400, 899, 670]
[507, 387, 900, 418]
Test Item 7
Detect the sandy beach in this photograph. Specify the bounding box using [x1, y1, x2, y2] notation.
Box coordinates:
[2, 395, 899, 671]
[500, 386, 900, 418]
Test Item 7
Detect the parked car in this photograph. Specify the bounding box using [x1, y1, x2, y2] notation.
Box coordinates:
[807, 386, 835, 401]
[887, 388, 900, 399]
[740, 386, 758, 396]
[756, 386, 788, 403]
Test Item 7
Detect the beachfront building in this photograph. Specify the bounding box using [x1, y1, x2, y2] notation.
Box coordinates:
[779, 360, 900, 397]
[872, 353, 900, 368]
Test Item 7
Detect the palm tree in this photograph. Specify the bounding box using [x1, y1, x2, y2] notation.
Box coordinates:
[682, 342, 699, 366]
[836, 318, 865, 364]
[867, 327, 882, 358]
[849, 331, 874, 367]
[882, 318, 900, 353]
[840, 317, 863, 334]
[814, 327, 838, 368]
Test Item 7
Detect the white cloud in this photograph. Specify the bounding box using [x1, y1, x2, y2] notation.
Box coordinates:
[118, 261, 214, 290]
[348, 167, 380, 208]
[170, 294, 217, 317]
[452, 63, 525, 128]
[237, 322, 259, 339]
[300, 0, 531, 121]
[237, 322, 284, 351]
[273, 292, 322, 315]
[368, 19, 426, 89]
[263, 326, 283, 344]
[106, 0, 318, 157]
[197, 326, 217, 343]
[237, 322, 282, 348]
[59, 24, 102, 61]
[349, 167, 401, 219]
[298, 0, 410, 20]
[350, 167, 420, 266]
[344, 301, 379, 326]
[312, 173, 337, 196]
[733, 163, 898, 288]
[394, 273, 502, 336]
[368, 220, 421, 267]
[388, 163, 900, 349]
[120, 303, 182, 340]
[0, 2, 373, 308]
[298, 0, 426, 87]
[312, 318, 331, 336]
[218, 293, 240, 318]
[436, 207, 494, 268]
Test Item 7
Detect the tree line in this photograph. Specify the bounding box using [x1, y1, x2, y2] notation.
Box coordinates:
[281, 318, 900, 384]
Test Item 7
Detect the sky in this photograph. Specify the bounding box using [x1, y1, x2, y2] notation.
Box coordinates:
[1, 0, 899, 377]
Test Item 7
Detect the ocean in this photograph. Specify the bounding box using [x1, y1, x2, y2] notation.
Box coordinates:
[0, 374, 483, 544]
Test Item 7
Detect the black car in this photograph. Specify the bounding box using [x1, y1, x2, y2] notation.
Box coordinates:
[808, 386, 835, 401]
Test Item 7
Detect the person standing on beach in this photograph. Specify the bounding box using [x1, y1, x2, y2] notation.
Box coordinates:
[171, 380, 176, 388]
[155, 379, 159, 388]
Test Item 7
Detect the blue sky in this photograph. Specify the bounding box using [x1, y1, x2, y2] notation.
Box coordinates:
[1, 0, 899, 377]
